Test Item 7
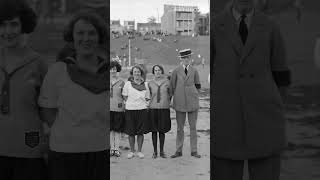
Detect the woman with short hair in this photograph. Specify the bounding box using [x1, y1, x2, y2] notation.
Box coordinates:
[38, 11, 108, 180]
[122, 65, 150, 159]
[148, 65, 171, 158]
[110, 60, 125, 157]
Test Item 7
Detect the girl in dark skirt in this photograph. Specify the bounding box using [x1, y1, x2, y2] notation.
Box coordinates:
[148, 65, 172, 158]
[122, 65, 150, 159]
[110, 60, 125, 157]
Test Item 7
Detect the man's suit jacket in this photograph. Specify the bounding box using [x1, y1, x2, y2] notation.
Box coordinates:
[212, 6, 290, 160]
[170, 65, 200, 112]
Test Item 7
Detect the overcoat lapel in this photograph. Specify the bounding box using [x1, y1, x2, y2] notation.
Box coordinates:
[240, 12, 266, 64]
[220, 11, 244, 58]
[177, 66, 187, 80]
[186, 66, 194, 80]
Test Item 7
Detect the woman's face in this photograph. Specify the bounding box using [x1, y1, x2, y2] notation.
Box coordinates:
[73, 19, 99, 56]
[181, 56, 191, 66]
[0, 17, 23, 48]
[154, 66, 162, 78]
[132, 67, 141, 79]
[110, 67, 117, 77]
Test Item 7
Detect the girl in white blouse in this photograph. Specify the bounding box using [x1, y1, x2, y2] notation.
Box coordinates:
[122, 65, 150, 159]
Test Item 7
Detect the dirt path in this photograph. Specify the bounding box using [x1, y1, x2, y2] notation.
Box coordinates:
[110, 95, 210, 180]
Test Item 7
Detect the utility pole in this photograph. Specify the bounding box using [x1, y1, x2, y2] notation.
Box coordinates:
[157, 8, 160, 23]
[129, 39, 131, 66]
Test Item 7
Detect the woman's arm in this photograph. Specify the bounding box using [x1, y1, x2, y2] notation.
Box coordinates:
[39, 107, 57, 128]
[123, 96, 128, 102]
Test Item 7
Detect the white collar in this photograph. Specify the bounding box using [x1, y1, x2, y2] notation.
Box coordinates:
[232, 7, 254, 22]
[182, 64, 189, 70]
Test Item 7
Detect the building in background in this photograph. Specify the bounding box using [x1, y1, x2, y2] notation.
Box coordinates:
[197, 13, 209, 35]
[110, 20, 124, 34]
[137, 23, 161, 34]
[161, 4, 198, 35]
[123, 20, 135, 32]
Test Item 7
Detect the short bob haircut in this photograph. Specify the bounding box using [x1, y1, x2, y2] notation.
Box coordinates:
[63, 11, 108, 45]
[130, 65, 145, 77]
[110, 60, 122, 72]
[152, 64, 164, 74]
[0, 0, 37, 34]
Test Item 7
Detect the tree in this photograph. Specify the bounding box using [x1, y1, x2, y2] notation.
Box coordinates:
[147, 16, 157, 24]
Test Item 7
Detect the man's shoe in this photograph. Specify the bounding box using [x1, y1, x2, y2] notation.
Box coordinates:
[170, 152, 182, 158]
[191, 152, 201, 158]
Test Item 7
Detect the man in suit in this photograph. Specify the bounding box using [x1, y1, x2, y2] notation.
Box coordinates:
[170, 49, 201, 158]
[212, 0, 291, 179]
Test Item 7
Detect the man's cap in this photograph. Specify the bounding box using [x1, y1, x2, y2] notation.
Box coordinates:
[178, 49, 193, 58]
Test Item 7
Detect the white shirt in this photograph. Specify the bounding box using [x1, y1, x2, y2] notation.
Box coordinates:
[182, 64, 190, 70]
[122, 81, 150, 110]
[38, 62, 108, 152]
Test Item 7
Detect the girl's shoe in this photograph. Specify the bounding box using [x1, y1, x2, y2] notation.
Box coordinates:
[137, 152, 144, 159]
[127, 152, 135, 159]
[152, 152, 157, 159]
[114, 150, 121, 157]
[160, 152, 167, 158]
[110, 150, 114, 156]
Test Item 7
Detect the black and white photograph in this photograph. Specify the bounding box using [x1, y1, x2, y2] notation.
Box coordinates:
[212, 0, 320, 179]
[2, 0, 320, 179]
[0, 0, 108, 180]
[110, 0, 210, 179]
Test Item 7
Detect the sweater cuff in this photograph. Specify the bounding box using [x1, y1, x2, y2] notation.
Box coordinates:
[272, 70, 291, 87]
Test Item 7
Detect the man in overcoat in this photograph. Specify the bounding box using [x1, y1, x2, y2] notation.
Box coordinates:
[170, 49, 201, 158]
[212, 0, 291, 179]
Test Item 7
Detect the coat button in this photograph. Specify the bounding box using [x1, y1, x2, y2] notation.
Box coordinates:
[250, 74, 254, 78]
[239, 74, 244, 78]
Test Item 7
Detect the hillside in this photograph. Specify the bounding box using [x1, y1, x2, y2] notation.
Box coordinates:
[110, 35, 210, 65]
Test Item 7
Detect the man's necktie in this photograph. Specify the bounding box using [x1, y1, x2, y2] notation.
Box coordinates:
[185, 67, 188, 75]
[239, 14, 248, 44]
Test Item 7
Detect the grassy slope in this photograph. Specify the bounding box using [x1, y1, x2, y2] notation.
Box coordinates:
[110, 35, 210, 66]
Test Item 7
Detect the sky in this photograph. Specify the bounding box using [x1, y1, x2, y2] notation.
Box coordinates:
[110, 0, 210, 24]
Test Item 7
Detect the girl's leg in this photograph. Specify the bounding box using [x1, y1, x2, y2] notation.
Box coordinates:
[114, 132, 121, 151]
[137, 135, 144, 152]
[128, 135, 135, 152]
[152, 132, 157, 154]
[159, 133, 165, 153]
[110, 131, 115, 150]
